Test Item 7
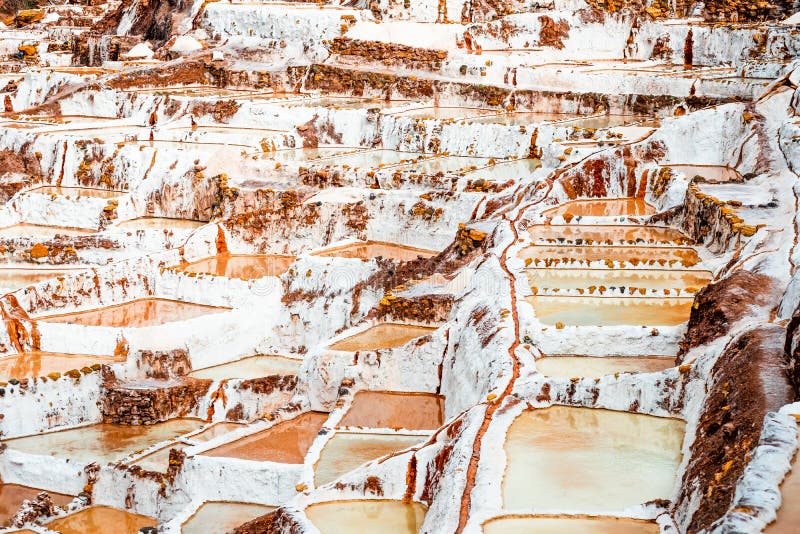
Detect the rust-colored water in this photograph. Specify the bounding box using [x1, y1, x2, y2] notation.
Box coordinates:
[536, 356, 674, 378]
[189, 422, 246, 443]
[543, 198, 655, 217]
[503, 406, 684, 511]
[315, 241, 437, 261]
[45, 506, 155, 533]
[315, 433, 424, 486]
[115, 217, 206, 230]
[5, 419, 203, 463]
[527, 295, 694, 326]
[519, 245, 700, 267]
[305, 500, 426, 534]
[766, 429, 800, 533]
[182, 502, 276, 534]
[188, 355, 300, 380]
[0, 351, 122, 381]
[527, 225, 691, 244]
[201, 412, 327, 463]
[0, 484, 73, 526]
[329, 324, 437, 351]
[176, 254, 295, 279]
[525, 269, 712, 291]
[39, 298, 230, 328]
[483, 516, 659, 533]
[28, 186, 124, 199]
[338, 391, 444, 430]
[0, 224, 95, 238]
[0, 268, 82, 291]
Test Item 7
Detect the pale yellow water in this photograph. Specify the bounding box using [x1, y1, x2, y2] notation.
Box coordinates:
[0, 268, 82, 292]
[525, 269, 712, 291]
[339, 391, 444, 430]
[315, 433, 424, 486]
[315, 241, 437, 261]
[5, 419, 203, 463]
[0, 351, 122, 381]
[503, 406, 684, 511]
[667, 165, 740, 183]
[189, 422, 246, 443]
[39, 298, 230, 327]
[527, 225, 691, 244]
[0, 224, 95, 238]
[305, 500, 427, 534]
[321, 149, 424, 168]
[182, 502, 276, 534]
[544, 198, 655, 217]
[389, 107, 496, 120]
[483, 516, 659, 533]
[536, 356, 674, 378]
[175, 255, 294, 279]
[188, 355, 301, 380]
[394, 156, 492, 174]
[45, 506, 155, 533]
[519, 245, 700, 267]
[27, 186, 124, 199]
[115, 218, 206, 230]
[329, 324, 438, 351]
[527, 295, 694, 326]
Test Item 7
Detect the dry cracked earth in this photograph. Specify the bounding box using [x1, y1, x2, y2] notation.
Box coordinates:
[0, 0, 799, 532]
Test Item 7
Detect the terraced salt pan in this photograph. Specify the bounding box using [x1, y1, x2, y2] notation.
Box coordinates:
[465, 112, 588, 126]
[26, 186, 124, 199]
[305, 500, 426, 534]
[0, 351, 122, 381]
[0, 484, 73, 526]
[319, 149, 425, 168]
[0, 223, 95, 238]
[114, 217, 205, 230]
[667, 164, 741, 183]
[338, 391, 444, 430]
[314, 241, 437, 261]
[5, 419, 203, 463]
[393, 155, 493, 174]
[189, 422, 246, 443]
[131, 443, 189, 473]
[314, 433, 424, 486]
[483, 515, 659, 533]
[45, 505, 155, 533]
[543, 199, 655, 217]
[188, 355, 301, 380]
[535, 356, 674, 378]
[182, 502, 276, 534]
[462, 158, 542, 182]
[386, 107, 497, 120]
[175, 254, 295, 279]
[503, 406, 684, 511]
[38, 298, 231, 327]
[263, 147, 361, 162]
[569, 115, 653, 129]
[525, 269, 712, 291]
[519, 245, 701, 267]
[527, 225, 692, 244]
[0, 267, 83, 292]
[766, 427, 800, 533]
[201, 412, 327, 463]
[527, 295, 694, 326]
[329, 324, 438, 351]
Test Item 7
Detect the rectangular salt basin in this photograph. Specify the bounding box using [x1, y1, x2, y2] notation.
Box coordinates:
[5, 419, 204, 463]
[766, 428, 800, 533]
[175, 254, 294, 279]
[319, 149, 425, 169]
[131, 443, 188, 472]
[503, 406, 684, 512]
[525, 269, 712, 291]
[536, 356, 674, 378]
[527, 225, 691, 244]
[26, 186, 125, 199]
[329, 324, 438, 351]
[1, 484, 73, 527]
[388, 107, 497, 120]
[0, 268, 83, 292]
[315, 241, 437, 261]
[667, 165, 740, 183]
[201, 412, 327, 463]
[305, 500, 426, 534]
[315, 433, 424, 486]
[182, 502, 276, 534]
[391, 155, 492, 174]
[264, 147, 362, 163]
[114, 217, 206, 230]
[0, 224, 96, 238]
[38, 298, 231, 327]
[569, 115, 651, 129]
[483, 516, 659, 533]
[466, 112, 586, 126]
[188, 355, 301, 380]
[527, 295, 694, 326]
[462, 158, 541, 182]
[45, 506, 155, 533]
[519, 245, 701, 267]
[0, 351, 122, 381]
[338, 391, 444, 430]
[543, 198, 655, 217]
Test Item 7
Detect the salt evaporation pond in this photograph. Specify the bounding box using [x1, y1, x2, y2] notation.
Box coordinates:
[5, 419, 203, 463]
[316, 241, 438, 261]
[329, 323, 437, 351]
[0, 224, 95, 238]
[544, 198, 655, 217]
[536, 356, 674, 378]
[525, 269, 712, 291]
[115, 217, 206, 230]
[315, 433, 424, 486]
[27, 186, 125, 199]
[131, 443, 189, 472]
[305, 500, 426, 534]
[519, 245, 700, 267]
[190, 422, 246, 442]
[175, 254, 294, 279]
[338, 391, 444, 430]
[527, 295, 694, 326]
[182, 502, 276, 534]
[201, 412, 327, 463]
[667, 165, 741, 183]
[527, 224, 691, 244]
[45, 505, 155, 533]
[393, 155, 492, 174]
[387, 107, 496, 120]
[483, 515, 659, 533]
[188, 355, 301, 380]
[39, 298, 230, 327]
[0, 351, 122, 381]
[766, 425, 800, 533]
[320, 149, 424, 168]
[0, 484, 73, 526]
[0, 267, 83, 292]
[503, 406, 684, 511]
